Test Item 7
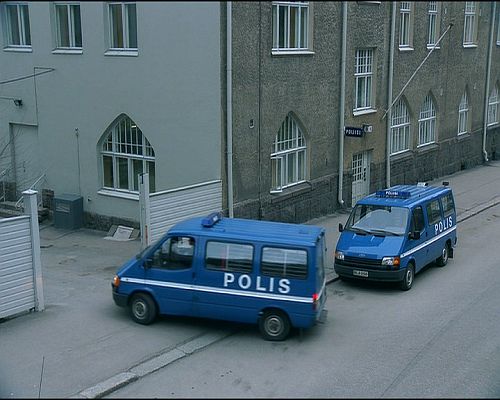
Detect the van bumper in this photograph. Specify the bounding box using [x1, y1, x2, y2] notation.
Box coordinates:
[112, 285, 128, 307]
[334, 263, 407, 282]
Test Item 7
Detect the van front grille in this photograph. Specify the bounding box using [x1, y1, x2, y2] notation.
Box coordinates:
[337, 256, 382, 270]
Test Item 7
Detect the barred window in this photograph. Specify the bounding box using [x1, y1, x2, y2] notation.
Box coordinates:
[101, 115, 155, 193]
[390, 98, 411, 154]
[261, 247, 308, 279]
[271, 114, 307, 192]
[205, 241, 253, 273]
[487, 86, 499, 126]
[418, 94, 436, 146]
[458, 92, 469, 135]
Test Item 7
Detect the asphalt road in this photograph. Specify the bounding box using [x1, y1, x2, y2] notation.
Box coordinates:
[108, 204, 500, 398]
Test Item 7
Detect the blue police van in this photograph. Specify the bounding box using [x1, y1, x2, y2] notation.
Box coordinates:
[112, 212, 327, 341]
[334, 183, 457, 290]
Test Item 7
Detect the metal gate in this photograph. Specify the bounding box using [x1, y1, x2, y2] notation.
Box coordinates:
[0, 190, 44, 319]
[139, 176, 222, 247]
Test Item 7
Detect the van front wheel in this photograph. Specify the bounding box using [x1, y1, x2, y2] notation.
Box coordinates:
[130, 293, 157, 325]
[259, 310, 290, 341]
[400, 264, 414, 291]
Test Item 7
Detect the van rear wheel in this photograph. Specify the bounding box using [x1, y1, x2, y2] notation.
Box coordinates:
[436, 242, 450, 267]
[130, 293, 157, 325]
[259, 310, 290, 341]
[400, 264, 414, 291]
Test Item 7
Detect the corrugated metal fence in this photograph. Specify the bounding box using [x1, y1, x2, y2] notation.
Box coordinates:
[0, 190, 44, 319]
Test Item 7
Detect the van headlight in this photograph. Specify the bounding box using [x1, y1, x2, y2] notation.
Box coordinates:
[335, 251, 344, 261]
[382, 256, 400, 267]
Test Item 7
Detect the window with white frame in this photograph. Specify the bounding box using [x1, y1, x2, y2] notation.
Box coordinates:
[270, 114, 307, 192]
[390, 98, 411, 154]
[463, 2, 478, 46]
[101, 116, 155, 193]
[272, 1, 309, 51]
[497, 8, 500, 45]
[487, 86, 499, 126]
[399, 1, 413, 49]
[427, 1, 440, 48]
[458, 92, 469, 135]
[418, 94, 436, 146]
[354, 49, 374, 112]
[108, 2, 137, 50]
[55, 3, 82, 49]
[4, 3, 31, 47]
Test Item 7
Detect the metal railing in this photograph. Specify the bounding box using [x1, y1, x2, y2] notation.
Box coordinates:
[0, 168, 10, 203]
[15, 173, 46, 211]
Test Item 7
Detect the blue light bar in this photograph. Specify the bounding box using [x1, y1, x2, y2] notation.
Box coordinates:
[202, 212, 222, 227]
[376, 190, 411, 199]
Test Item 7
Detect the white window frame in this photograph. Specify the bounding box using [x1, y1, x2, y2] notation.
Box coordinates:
[458, 92, 469, 135]
[399, 1, 413, 50]
[272, 1, 310, 54]
[487, 86, 499, 126]
[54, 3, 82, 50]
[463, 1, 478, 47]
[390, 98, 411, 155]
[427, 1, 441, 49]
[354, 49, 374, 113]
[4, 3, 31, 49]
[418, 95, 437, 147]
[101, 116, 155, 194]
[270, 114, 307, 193]
[107, 2, 137, 52]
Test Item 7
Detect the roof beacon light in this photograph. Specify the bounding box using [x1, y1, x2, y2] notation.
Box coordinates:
[417, 182, 428, 187]
[202, 211, 222, 227]
[376, 190, 411, 199]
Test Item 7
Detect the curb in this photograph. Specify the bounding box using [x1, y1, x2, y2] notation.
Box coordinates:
[456, 197, 500, 223]
[72, 330, 234, 399]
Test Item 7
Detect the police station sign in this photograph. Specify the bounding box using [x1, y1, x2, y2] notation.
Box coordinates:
[344, 126, 364, 137]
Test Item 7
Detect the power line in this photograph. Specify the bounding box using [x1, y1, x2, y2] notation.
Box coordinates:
[0, 68, 55, 86]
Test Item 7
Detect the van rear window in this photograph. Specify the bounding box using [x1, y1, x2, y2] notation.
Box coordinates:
[205, 241, 253, 273]
[441, 193, 455, 216]
[261, 247, 308, 279]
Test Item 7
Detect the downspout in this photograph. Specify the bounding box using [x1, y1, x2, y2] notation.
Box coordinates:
[386, 2, 396, 188]
[226, 1, 234, 217]
[482, 1, 496, 163]
[338, 1, 347, 206]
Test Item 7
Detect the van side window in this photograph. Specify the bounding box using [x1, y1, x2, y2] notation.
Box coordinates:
[152, 236, 194, 270]
[410, 206, 425, 232]
[261, 247, 308, 279]
[441, 193, 455, 217]
[205, 241, 253, 273]
[426, 199, 442, 225]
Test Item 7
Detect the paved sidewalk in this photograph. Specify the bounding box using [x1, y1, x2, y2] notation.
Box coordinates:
[1, 160, 499, 398]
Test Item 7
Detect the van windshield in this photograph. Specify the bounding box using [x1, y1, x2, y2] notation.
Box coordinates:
[345, 204, 409, 236]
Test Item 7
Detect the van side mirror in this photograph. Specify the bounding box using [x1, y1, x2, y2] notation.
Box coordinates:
[409, 231, 420, 240]
[144, 257, 153, 268]
[338, 223, 344, 232]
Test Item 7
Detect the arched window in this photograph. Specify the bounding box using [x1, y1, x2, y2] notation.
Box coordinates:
[270, 113, 307, 192]
[390, 98, 411, 154]
[101, 115, 155, 193]
[418, 94, 436, 146]
[458, 91, 469, 135]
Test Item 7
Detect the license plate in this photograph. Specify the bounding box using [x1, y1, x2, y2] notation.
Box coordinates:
[353, 270, 368, 277]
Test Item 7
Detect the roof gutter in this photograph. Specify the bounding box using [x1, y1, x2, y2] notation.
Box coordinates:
[338, 1, 347, 206]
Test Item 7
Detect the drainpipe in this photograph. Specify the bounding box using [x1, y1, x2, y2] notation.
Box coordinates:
[226, 1, 234, 217]
[482, 1, 496, 163]
[338, 1, 347, 207]
[386, 2, 396, 188]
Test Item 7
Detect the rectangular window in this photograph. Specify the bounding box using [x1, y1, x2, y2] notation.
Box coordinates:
[399, 2, 412, 49]
[5, 3, 31, 47]
[426, 199, 442, 225]
[354, 49, 374, 111]
[205, 241, 253, 273]
[427, 1, 439, 47]
[116, 157, 129, 189]
[55, 4, 82, 48]
[441, 193, 455, 217]
[103, 155, 114, 187]
[272, 1, 309, 51]
[488, 89, 499, 126]
[109, 2, 137, 50]
[261, 247, 308, 279]
[463, 2, 477, 46]
[458, 95, 469, 135]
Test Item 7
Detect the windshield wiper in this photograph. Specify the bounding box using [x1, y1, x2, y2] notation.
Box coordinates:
[349, 227, 371, 235]
[369, 229, 401, 236]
